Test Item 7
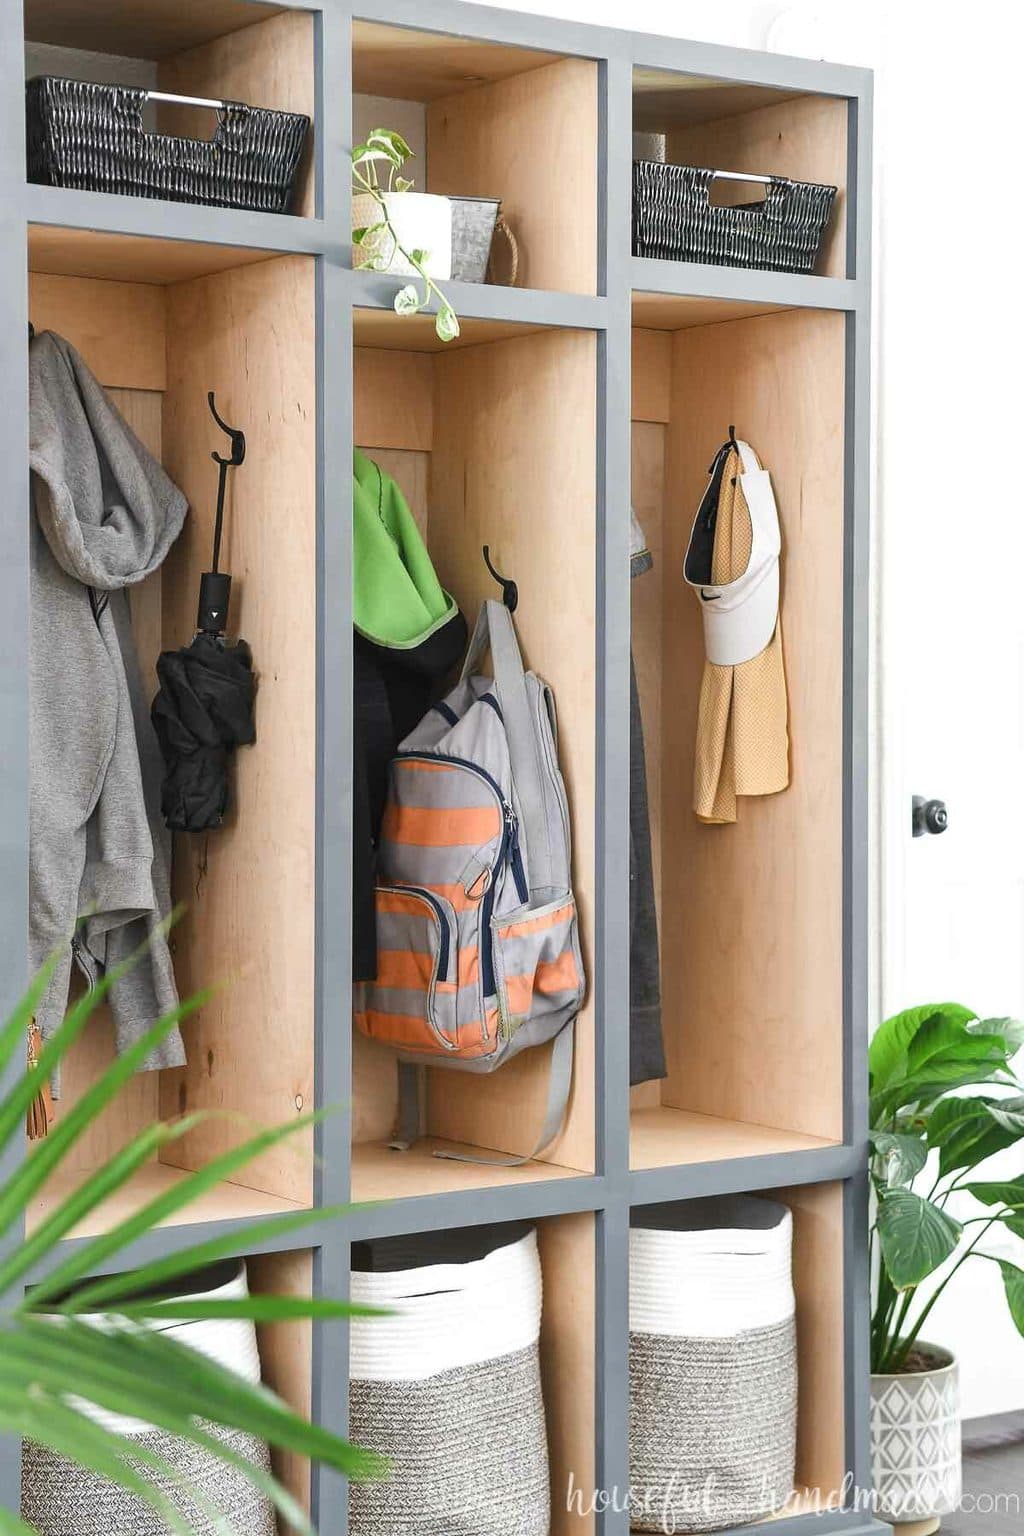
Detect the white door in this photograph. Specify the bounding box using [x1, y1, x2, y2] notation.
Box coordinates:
[879, 3, 1024, 1419]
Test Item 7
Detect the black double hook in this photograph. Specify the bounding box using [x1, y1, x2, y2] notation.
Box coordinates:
[482, 545, 518, 613]
[208, 391, 246, 468]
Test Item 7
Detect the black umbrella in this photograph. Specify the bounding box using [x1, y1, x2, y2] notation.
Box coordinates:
[151, 393, 256, 832]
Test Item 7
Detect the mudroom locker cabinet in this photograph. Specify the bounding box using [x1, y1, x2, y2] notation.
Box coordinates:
[0, 2, 878, 1533]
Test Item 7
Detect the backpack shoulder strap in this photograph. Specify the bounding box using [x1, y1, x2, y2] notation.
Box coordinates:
[388, 1027, 574, 1166]
[460, 600, 554, 893]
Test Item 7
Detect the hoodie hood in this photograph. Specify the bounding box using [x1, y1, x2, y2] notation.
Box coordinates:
[29, 330, 187, 590]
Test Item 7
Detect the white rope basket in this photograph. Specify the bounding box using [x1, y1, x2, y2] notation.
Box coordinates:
[21, 1260, 277, 1536]
[629, 1196, 798, 1534]
[350, 1225, 550, 1536]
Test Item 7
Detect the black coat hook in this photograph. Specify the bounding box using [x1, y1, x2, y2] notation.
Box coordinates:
[208, 391, 246, 468]
[482, 545, 518, 613]
[206, 392, 246, 583]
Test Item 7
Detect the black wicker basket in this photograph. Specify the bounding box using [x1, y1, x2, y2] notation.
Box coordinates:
[26, 76, 309, 214]
[633, 160, 836, 274]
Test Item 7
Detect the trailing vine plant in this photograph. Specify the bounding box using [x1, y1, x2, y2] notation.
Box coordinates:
[350, 128, 460, 343]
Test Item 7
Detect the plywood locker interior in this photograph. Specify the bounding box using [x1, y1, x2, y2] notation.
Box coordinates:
[352, 21, 599, 295]
[351, 312, 597, 1198]
[347, 1214, 595, 1535]
[632, 73, 850, 279]
[25, 242, 317, 1235]
[629, 295, 846, 1171]
[24, 2, 316, 218]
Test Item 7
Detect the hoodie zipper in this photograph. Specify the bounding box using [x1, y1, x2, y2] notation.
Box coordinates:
[394, 751, 529, 999]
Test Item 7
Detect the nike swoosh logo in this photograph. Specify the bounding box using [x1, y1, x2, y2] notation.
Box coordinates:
[700, 590, 721, 602]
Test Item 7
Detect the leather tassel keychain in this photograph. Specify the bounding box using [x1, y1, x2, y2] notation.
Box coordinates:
[27, 1022, 52, 1140]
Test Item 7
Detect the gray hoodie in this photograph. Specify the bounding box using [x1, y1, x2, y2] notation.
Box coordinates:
[29, 331, 187, 1075]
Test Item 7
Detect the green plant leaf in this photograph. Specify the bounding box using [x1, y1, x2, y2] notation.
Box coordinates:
[393, 175, 414, 192]
[0, 994, 210, 1243]
[0, 1509, 37, 1534]
[409, 248, 427, 267]
[25, 1108, 328, 1309]
[393, 284, 423, 316]
[364, 132, 403, 168]
[963, 1176, 1024, 1209]
[0, 944, 61, 1076]
[980, 1017, 1024, 1054]
[0, 1380, 197, 1536]
[112, 1295, 390, 1324]
[435, 305, 460, 343]
[35, 1202, 363, 1314]
[0, 1113, 206, 1295]
[870, 1130, 929, 1187]
[926, 1093, 1024, 1175]
[368, 128, 413, 159]
[997, 1260, 1024, 1334]
[14, 1318, 385, 1483]
[988, 1095, 1024, 1134]
[870, 1003, 977, 1095]
[876, 1187, 962, 1288]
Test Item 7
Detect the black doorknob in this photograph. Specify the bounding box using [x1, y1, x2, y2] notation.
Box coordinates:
[912, 795, 948, 837]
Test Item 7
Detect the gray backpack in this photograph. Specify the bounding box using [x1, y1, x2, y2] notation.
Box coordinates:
[355, 600, 585, 1163]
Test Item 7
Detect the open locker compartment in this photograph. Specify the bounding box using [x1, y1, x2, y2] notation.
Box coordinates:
[352, 18, 599, 296]
[628, 1180, 847, 1527]
[23, 0, 315, 219]
[628, 290, 846, 1172]
[350, 306, 597, 1199]
[632, 66, 849, 280]
[26, 229, 317, 1237]
[349, 1210, 596, 1536]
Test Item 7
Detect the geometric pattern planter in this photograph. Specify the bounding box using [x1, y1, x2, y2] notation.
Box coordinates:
[870, 1346, 961, 1522]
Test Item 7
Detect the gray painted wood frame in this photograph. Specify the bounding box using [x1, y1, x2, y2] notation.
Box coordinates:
[0, 2, 880, 1532]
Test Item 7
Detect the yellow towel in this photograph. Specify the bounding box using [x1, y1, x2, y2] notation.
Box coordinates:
[693, 447, 789, 823]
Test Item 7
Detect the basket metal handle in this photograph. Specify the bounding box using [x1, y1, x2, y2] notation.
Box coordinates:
[144, 89, 229, 112]
[712, 169, 772, 187]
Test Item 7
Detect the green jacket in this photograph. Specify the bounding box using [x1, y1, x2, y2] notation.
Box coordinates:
[353, 448, 459, 647]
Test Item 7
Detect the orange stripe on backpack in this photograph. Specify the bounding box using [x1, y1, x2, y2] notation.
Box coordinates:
[382, 803, 501, 848]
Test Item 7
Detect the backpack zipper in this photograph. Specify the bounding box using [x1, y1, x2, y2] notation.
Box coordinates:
[394, 751, 529, 999]
[377, 883, 456, 1050]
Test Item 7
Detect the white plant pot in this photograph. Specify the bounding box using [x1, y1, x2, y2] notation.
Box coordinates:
[352, 190, 452, 280]
[870, 1344, 961, 1526]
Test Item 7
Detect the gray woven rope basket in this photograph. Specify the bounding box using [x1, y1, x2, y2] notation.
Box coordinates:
[26, 76, 309, 213]
[19, 1259, 278, 1536]
[22, 1425, 277, 1536]
[632, 160, 836, 273]
[629, 1195, 798, 1532]
[349, 1223, 549, 1536]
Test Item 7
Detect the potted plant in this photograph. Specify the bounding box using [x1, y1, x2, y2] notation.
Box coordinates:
[4, 949, 383, 1533]
[869, 1002, 1024, 1532]
[350, 128, 460, 343]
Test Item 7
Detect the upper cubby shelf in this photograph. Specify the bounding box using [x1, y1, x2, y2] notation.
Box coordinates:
[23, 0, 316, 218]
[352, 20, 599, 296]
[23, 0, 279, 57]
[27, 216, 295, 285]
[632, 65, 850, 281]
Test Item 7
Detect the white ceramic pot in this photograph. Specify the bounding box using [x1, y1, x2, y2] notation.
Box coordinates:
[870, 1343, 961, 1525]
[352, 190, 452, 280]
